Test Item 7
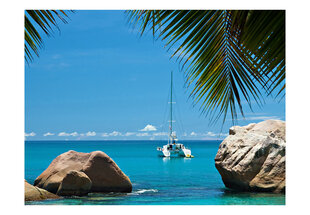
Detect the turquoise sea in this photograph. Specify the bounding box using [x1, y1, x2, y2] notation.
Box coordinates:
[25, 140, 285, 205]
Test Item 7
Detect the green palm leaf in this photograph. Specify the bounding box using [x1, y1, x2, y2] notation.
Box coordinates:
[24, 10, 72, 63]
[127, 10, 285, 124]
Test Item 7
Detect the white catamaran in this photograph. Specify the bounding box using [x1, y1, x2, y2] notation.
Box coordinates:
[157, 71, 193, 158]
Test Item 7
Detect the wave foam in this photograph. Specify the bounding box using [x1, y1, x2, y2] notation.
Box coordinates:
[131, 189, 158, 195]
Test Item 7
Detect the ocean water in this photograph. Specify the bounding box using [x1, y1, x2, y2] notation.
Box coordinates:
[25, 140, 285, 205]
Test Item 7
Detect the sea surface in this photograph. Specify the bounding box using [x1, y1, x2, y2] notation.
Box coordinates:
[25, 140, 285, 205]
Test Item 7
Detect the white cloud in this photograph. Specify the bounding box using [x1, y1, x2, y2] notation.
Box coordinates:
[153, 132, 168, 136]
[43, 132, 54, 136]
[101, 131, 122, 137]
[190, 132, 197, 136]
[102, 133, 109, 137]
[139, 124, 157, 131]
[25, 132, 36, 137]
[192, 131, 229, 137]
[124, 132, 136, 136]
[86, 131, 96, 136]
[204, 132, 229, 137]
[109, 131, 122, 136]
[58, 132, 70, 136]
[136, 132, 149, 137]
[206, 131, 216, 137]
[58, 132, 79, 137]
[220, 133, 229, 137]
[246, 116, 280, 121]
[71, 132, 79, 137]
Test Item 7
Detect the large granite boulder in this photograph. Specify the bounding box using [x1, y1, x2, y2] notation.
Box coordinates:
[25, 180, 59, 201]
[56, 170, 92, 196]
[81, 151, 132, 192]
[215, 120, 285, 193]
[34, 150, 132, 195]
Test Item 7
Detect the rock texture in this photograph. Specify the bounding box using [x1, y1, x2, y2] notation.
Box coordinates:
[56, 170, 92, 196]
[25, 180, 59, 201]
[81, 151, 132, 192]
[215, 120, 285, 193]
[34, 150, 132, 195]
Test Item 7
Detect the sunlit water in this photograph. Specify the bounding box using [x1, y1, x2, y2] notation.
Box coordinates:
[25, 140, 285, 205]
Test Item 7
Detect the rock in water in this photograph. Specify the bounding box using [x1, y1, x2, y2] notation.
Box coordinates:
[33, 150, 90, 194]
[56, 170, 92, 196]
[25, 180, 59, 201]
[34, 150, 132, 195]
[215, 120, 285, 193]
[82, 151, 132, 192]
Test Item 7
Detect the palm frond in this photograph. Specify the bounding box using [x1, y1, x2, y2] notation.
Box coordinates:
[24, 10, 73, 63]
[127, 10, 285, 124]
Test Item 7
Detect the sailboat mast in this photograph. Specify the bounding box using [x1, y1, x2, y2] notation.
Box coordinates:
[170, 70, 173, 137]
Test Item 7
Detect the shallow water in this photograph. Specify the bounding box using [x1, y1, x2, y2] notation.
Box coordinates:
[25, 140, 285, 205]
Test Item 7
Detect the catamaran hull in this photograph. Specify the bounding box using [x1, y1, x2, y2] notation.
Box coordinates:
[157, 148, 191, 158]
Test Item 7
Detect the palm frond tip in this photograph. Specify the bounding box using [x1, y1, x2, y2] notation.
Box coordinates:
[127, 10, 285, 124]
[24, 10, 73, 63]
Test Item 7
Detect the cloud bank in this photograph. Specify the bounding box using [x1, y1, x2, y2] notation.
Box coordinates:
[43, 132, 54, 136]
[139, 124, 157, 131]
[25, 132, 36, 137]
[26, 129, 228, 140]
[58, 132, 79, 137]
[86, 131, 96, 136]
[246, 116, 280, 121]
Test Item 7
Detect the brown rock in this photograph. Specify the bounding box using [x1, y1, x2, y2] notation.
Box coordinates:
[56, 170, 92, 196]
[82, 151, 132, 192]
[34, 150, 90, 193]
[215, 120, 285, 193]
[25, 180, 59, 202]
[34, 150, 132, 194]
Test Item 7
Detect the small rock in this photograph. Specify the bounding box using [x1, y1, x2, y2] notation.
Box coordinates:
[56, 170, 92, 196]
[25, 180, 59, 202]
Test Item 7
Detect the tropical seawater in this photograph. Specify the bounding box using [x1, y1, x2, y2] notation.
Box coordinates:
[25, 140, 285, 205]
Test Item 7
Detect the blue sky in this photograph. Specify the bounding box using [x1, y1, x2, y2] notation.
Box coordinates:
[25, 10, 285, 140]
